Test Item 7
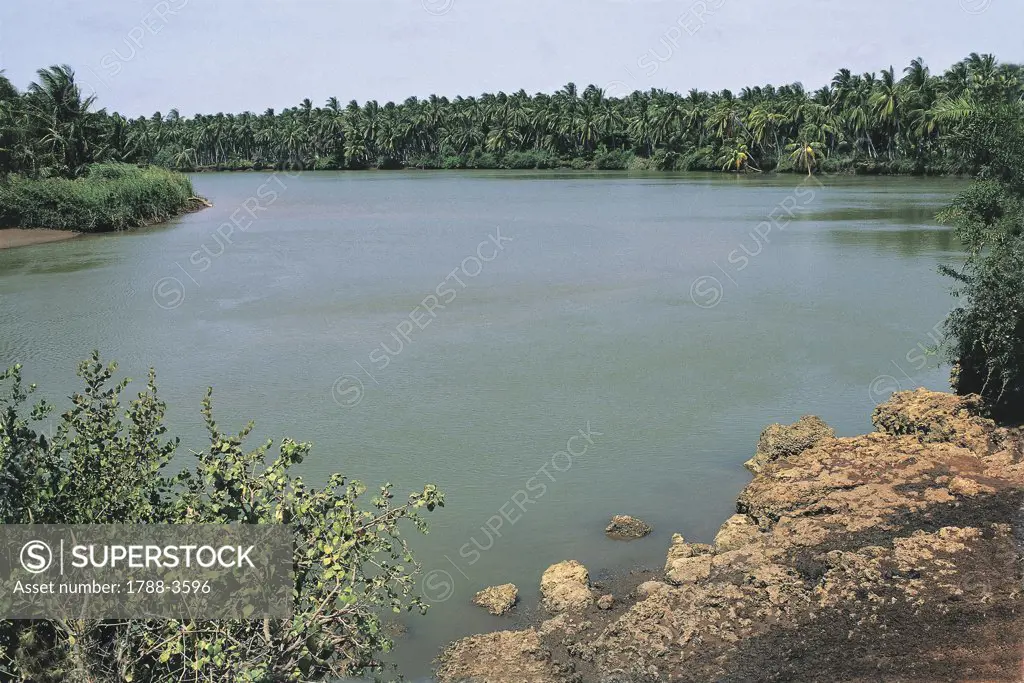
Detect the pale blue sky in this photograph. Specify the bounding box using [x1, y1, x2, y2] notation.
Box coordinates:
[1, 0, 1020, 117]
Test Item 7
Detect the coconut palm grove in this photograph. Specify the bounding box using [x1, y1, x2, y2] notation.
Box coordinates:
[1, 52, 1021, 178]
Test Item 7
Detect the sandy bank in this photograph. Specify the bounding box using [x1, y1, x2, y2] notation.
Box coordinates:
[0, 199, 212, 251]
[0, 228, 81, 250]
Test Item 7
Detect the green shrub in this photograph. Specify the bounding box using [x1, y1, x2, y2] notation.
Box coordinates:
[650, 149, 684, 171]
[679, 146, 716, 171]
[0, 163, 199, 232]
[405, 153, 441, 169]
[466, 151, 498, 169]
[940, 102, 1024, 418]
[498, 149, 557, 169]
[532, 150, 561, 169]
[500, 151, 535, 169]
[626, 155, 652, 171]
[0, 354, 443, 680]
[592, 148, 633, 170]
[441, 154, 467, 169]
[944, 235, 1024, 414]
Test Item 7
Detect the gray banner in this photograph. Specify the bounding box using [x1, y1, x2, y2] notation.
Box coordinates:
[0, 525, 293, 619]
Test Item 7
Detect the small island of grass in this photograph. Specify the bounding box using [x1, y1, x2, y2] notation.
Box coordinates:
[0, 163, 207, 233]
[0, 66, 207, 243]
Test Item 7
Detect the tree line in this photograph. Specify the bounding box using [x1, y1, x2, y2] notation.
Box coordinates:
[1, 53, 1022, 178]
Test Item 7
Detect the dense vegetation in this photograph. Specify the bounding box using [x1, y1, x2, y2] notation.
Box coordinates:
[0, 164, 199, 231]
[0, 67, 202, 231]
[939, 97, 1024, 418]
[0, 354, 443, 680]
[1, 54, 1022, 177]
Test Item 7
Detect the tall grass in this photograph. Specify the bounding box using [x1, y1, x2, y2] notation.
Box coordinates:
[0, 164, 203, 232]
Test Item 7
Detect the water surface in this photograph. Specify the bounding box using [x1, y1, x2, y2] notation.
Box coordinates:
[0, 171, 964, 679]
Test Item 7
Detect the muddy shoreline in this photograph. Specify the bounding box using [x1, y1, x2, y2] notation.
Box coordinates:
[0, 199, 211, 251]
[0, 228, 81, 250]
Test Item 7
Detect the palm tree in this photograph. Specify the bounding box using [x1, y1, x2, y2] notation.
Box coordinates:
[787, 139, 824, 175]
[870, 67, 904, 159]
[717, 140, 759, 172]
[748, 104, 787, 164]
[24, 64, 104, 176]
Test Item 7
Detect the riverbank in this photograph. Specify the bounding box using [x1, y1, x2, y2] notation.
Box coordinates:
[0, 228, 81, 250]
[174, 154, 969, 177]
[0, 164, 209, 233]
[436, 389, 1024, 682]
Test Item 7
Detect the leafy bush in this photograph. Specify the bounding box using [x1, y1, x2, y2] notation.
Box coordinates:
[679, 146, 716, 171]
[466, 151, 498, 169]
[944, 236, 1024, 414]
[0, 354, 443, 680]
[0, 163, 200, 232]
[500, 151, 537, 169]
[650, 149, 684, 171]
[592, 148, 633, 170]
[441, 154, 467, 169]
[627, 155, 653, 171]
[939, 103, 1024, 417]
[405, 153, 440, 169]
[502, 149, 560, 169]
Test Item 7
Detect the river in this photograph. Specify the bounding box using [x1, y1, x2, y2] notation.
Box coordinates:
[0, 170, 963, 679]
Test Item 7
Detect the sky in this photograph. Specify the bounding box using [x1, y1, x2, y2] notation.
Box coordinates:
[0, 0, 1021, 117]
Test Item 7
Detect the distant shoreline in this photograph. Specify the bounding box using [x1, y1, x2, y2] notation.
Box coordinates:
[181, 165, 973, 178]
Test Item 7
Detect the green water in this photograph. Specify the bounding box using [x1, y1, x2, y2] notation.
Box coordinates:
[0, 171, 964, 679]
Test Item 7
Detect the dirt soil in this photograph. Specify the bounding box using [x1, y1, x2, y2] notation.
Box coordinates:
[0, 228, 80, 250]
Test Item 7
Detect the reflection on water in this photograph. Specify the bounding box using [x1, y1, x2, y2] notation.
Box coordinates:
[797, 204, 947, 226]
[823, 227, 960, 255]
[0, 248, 112, 276]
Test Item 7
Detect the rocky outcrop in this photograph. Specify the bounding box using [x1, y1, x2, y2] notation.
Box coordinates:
[473, 583, 518, 615]
[744, 414, 835, 473]
[605, 514, 653, 539]
[712, 513, 761, 552]
[664, 533, 714, 585]
[539, 560, 593, 613]
[538, 613, 591, 638]
[435, 629, 566, 683]
[436, 390, 1024, 683]
[872, 387, 993, 452]
[635, 580, 670, 600]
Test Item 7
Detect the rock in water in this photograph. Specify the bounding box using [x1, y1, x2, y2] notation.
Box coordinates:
[744, 415, 835, 473]
[597, 594, 615, 610]
[383, 620, 408, 638]
[540, 560, 593, 613]
[472, 583, 519, 615]
[605, 514, 653, 539]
